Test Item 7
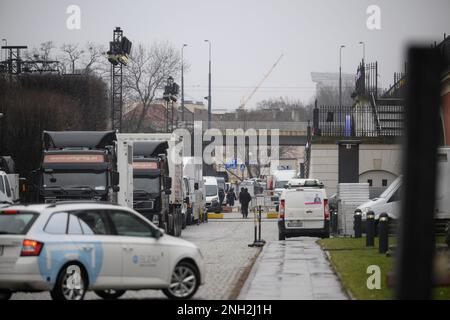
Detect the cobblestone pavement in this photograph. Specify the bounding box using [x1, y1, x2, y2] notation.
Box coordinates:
[238, 237, 348, 300]
[12, 214, 279, 300]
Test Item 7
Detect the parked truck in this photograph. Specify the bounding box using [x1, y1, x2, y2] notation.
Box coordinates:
[117, 133, 184, 237]
[37, 131, 121, 203]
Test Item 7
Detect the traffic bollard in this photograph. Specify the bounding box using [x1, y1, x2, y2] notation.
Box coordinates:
[332, 210, 338, 234]
[378, 212, 389, 254]
[354, 209, 362, 238]
[366, 211, 375, 247]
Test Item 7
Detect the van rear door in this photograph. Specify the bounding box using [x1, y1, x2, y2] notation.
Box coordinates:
[284, 189, 326, 229]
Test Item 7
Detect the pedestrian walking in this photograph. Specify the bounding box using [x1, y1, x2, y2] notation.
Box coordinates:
[226, 187, 237, 206]
[239, 187, 252, 218]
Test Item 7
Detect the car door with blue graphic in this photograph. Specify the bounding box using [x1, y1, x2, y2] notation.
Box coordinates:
[67, 210, 123, 288]
[108, 210, 169, 288]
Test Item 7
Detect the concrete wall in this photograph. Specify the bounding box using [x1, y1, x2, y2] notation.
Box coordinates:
[309, 144, 339, 196]
[310, 143, 402, 196]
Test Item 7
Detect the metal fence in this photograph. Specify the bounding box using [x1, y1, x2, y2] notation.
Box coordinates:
[314, 105, 404, 137]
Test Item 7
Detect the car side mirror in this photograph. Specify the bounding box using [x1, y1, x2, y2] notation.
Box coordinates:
[111, 171, 120, 186]
[155, 227, 165, 239]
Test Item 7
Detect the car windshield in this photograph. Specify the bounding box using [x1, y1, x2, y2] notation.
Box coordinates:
[275, 180, 288, 188]
[378, 177, 402, 199]
[43, 171, 107, 191]
[205, 185, 217, 197]
[134, 176, 160, 194]
[0, 212, 37, 235]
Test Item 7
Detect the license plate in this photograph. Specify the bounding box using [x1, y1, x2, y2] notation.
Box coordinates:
[0, 246, 3, 256]
[288, 221, 303, 227]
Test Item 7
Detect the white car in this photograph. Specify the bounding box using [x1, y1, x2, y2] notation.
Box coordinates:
[0, 202, 205, 300]
[278, 181, 330, 240]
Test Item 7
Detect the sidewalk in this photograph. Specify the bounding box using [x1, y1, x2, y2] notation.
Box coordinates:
[238, 237, 348, 300]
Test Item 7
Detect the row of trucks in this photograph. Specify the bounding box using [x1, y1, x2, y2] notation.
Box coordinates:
[36, 130, 205, 237]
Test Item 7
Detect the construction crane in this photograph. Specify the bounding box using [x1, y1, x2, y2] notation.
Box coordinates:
[238, 53, 284, 110]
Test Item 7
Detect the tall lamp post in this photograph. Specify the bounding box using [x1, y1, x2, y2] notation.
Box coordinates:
[181, 44, 188, 123]
[1, 39, 7, 64]
[339, 44, 345, 108]
[358, 41, 365, 63]
[204, 40, 211, 129]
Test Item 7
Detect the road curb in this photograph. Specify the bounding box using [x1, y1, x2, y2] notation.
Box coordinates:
[208, 213, 224, 219]
[266, 212, 278, 219]
[230, 243, 265, 300]
[319, 241, 356, 300]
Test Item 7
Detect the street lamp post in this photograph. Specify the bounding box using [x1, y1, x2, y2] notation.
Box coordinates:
[1, 39, 7, 64]
[204, 40, 211, 129]
[339, 45, 345, 108]
[181, 44, 188, 123]
[359, 41, 365, 63]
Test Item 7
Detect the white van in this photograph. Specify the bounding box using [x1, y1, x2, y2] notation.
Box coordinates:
[278, 183, 329, 240]
[357, 147, 450, 224]
[203, 176, 220, 213]
[357, 175, 402, 220]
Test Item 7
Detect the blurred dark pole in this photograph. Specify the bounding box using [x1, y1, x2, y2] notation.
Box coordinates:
[395, 47, 443, 300]
[205, 40, 211, 129]
[181, 44, 187, 122]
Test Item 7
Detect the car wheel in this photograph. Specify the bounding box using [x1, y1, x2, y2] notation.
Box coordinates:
[0, 290, 12, 300]
[50, 263, 87, 300]
[94, 289, 126, 300]
[279, 230, 285, 241]
[163, 261, 200, 300]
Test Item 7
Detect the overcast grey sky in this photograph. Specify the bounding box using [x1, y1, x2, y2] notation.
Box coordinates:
[1, 0, 449, 111]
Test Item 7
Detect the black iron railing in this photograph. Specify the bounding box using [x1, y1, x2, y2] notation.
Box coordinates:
[313, 105, 404, 137]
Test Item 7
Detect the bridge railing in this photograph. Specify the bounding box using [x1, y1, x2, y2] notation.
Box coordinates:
[313, 105, 403, 137]
[178, 121, 309, 132]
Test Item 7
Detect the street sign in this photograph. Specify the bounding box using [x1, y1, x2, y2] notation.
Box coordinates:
[225, 158, 237, 169]
[256, 195, 265, 207]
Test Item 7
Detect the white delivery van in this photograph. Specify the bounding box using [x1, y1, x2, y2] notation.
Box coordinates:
[272, 169, 297, 195]
[357, 146, 450, 224]
[278, 182, 329, 240]
[356, 175, 402, 220]
[203, 176, 220, 213]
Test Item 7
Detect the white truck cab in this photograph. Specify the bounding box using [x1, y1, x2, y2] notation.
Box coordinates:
[278, 179, 329, 240]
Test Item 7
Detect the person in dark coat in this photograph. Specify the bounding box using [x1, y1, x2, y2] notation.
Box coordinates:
[226, 187, 237, 206]
[218, 188, 225, 206]
[239, 188, 252, 218]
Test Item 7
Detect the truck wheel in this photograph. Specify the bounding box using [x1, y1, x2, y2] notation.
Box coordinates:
[186, 211, 192, 226]
[182, 213, 187, 229]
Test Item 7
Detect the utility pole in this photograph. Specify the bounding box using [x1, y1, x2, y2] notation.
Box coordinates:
[205, 40, 211, 129]
[181, 44, 187, 123]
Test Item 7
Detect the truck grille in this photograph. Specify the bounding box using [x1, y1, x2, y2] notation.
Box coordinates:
[134, 200, 154, 210]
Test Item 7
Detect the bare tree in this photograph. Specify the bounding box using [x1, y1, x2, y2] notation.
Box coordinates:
[123, 42, 182, 132]
[60, 43, 84, 74]
[24, 41, 55, 61]
[82, 42, 107, 76]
